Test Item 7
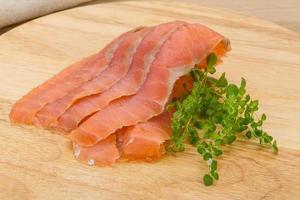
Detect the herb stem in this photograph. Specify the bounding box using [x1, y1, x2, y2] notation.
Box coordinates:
[167, 53, 278, 186]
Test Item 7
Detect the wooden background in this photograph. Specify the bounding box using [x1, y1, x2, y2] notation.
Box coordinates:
[1, 0, 300, 35]
[180, 0, 300, 34]
[0, 1, 299, 199]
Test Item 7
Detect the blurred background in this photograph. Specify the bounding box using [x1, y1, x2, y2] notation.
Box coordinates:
[0, 0, 300, 34]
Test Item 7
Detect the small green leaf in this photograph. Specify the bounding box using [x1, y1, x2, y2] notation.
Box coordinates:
[216, 73, 228, 87]
[239, 88, 246, 96]
[272, 140, 279, 153]
[207, 53, 217, 67]
[211, 160, 217, 171]
[236, 125, 247, 132]
[254, 129, 262, 137]
[249, 100, 259, 111]
[203, 174, 214, 186]
[205, 108, 214, 116]
[257, 120, 263, 126]
[245, 94, 250, 102]
[190, 136, 199, 145]
[207, 65, 216, 74]
[197, 146, 206, 154]
[203, 132, 211, 139]
[189, 128, 198, 136]
[177, 143, 185, 152]
[226, 84, 239, 97]
[202, 122, 211, 131]
[261, 113, 267, 121]
[251, 122, 258, 129]
[207, 77, 218, 84]
[240, 78, 246, 89]
[194, 121, 202, 129]
[215, 139, 223, 146]
[243, 117, 254, 125]
[203, 153, 212, 161]
[239, 78, 246, 95]
[263, 134, 273, 143]
[213, 149, 223, 156]
[211, 132, 220, 140]
[200, 142, 209, 148]
[225, 134, 236, 144]
[245, 131, 252, 139]
[211, 171, 219, 180]
[190, 69, 196, 81]
[267, 135, 273, 142]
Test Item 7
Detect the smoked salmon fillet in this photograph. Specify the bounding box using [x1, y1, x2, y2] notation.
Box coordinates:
[118, 112, 171, 162]
[72, 113, 171, 166]
[69, 23, 230, 147]
[9, 29, 134, 124]
[56, 21, 187, 132]
[72, 75, 193, 165]
[73, 134, 119, 166]
[9, 21, 230, 166]
[116, 75, 193, 162]
[35, 27, 150, 128]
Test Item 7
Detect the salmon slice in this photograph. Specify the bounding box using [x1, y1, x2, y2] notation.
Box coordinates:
[69, 22, 230, 146]
[57, 21, 187, 133]
[72, 112, 170, 165]
[73, 134, 119, 166]
[9, 29, 133, 124]
[72, 75, 192, 165]
[73, 113, 170, 165]
[117, 75, 193, 161]
[118, 112, 171, 162]
[34, 27, 150, 128]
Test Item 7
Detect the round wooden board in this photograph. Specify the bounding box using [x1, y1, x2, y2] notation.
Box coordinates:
[0, 1, 299, 199]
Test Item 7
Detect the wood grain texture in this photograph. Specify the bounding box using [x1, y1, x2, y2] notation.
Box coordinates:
[177, 0, 300, 34]
[2, 0, 300, 35]
[0, 0, 93, 29]
[0, 1, 300, 199]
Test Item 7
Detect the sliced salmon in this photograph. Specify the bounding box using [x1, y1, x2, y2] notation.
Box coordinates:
[9, 29, 134, 124]
[69, 23, 230, 146]
[73, 75, 192, 164]
[117, 75, 193, 161]
[56, 21, 187, 132]
[9, 21, 231, 166]
[117, 112, 171, 162]
[73, 113, 171, 165]
[34, 27, 150, 128]
[73, 134, 119, 166]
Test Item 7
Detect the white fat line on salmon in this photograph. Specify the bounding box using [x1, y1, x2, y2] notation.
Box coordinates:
[142, 23, 186, 82]
[161, 39, 228, 108]
[125, 138, 134, 146]
[122, 28, 152, 78]
[104, 29, 136, 61]
[28, 29, 132, 125]
[158, 64, 196, 107]
[73, 143, 81, 159]
[87, 159, 95, 166]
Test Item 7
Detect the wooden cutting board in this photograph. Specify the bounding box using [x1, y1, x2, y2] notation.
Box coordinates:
[0, 1, 299, 199]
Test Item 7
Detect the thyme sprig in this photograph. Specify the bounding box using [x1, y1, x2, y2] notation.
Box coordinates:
[167, 53, 278, 186]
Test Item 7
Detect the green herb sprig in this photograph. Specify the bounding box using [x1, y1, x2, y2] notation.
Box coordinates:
[167, 53, 278, 186]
